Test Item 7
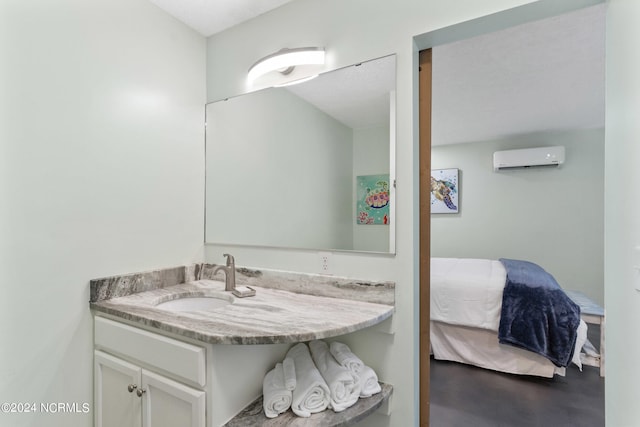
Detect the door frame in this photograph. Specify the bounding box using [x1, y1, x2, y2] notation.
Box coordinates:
[418, 48, 432, 427]
[415, 2, 603, 425]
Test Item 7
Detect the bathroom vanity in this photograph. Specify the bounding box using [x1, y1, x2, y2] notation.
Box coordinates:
[90, 264, 394, 427]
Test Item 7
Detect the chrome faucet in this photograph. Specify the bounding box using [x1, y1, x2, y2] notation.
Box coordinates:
[213, 253, 236, 292]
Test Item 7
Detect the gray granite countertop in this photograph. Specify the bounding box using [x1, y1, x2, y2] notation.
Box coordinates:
[90, 278, 394, 345]
[224, 383, 393, 426]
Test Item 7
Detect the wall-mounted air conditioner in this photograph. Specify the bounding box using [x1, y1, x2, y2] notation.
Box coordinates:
[493, 146, 565, 171]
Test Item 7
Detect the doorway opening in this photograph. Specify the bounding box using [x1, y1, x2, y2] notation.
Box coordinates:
[417, 1, 606, 425]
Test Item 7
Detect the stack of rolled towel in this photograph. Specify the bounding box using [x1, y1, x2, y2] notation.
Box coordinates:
[262, 358, 297, 418]
[329, 341, 382, 398]
[262, 340, 381, 419]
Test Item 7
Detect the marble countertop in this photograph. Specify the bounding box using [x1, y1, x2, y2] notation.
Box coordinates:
[90, 279, 394, 345]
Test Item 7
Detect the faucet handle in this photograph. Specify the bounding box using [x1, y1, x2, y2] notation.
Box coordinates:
[222, 253, 235, 267]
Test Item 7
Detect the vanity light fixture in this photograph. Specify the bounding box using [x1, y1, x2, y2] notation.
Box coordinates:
[273, 74, 319, 87]
[247, 47, 325, 85]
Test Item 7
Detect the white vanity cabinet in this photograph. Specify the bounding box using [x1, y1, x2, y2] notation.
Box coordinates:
[94, 351, 140, 427]
[94, 317, 206, 427]
[140, 370, 205, 427]
[93, 315, 294, 426]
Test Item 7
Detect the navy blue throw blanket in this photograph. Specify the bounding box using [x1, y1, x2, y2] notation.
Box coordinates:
[498, 259, 581, 367]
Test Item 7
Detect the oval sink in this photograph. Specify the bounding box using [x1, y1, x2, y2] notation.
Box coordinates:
[156, 296, 232, 312]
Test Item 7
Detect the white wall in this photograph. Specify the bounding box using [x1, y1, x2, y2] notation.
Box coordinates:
[0, 1, 205, 426]
[604, 0, 640, 425]
[206, 88, 353, 250]
[353, 124, 391, 252]
[431, 129, 605, 305]
[203, 0, 540, 425]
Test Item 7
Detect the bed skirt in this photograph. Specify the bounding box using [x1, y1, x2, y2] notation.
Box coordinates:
[430, 321, 565, 378]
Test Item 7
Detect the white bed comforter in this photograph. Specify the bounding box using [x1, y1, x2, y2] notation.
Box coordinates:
[430, 257, 506, 332]
[430, 257, 588, 370]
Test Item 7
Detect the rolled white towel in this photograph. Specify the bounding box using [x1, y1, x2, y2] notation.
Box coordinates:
[286, 343, 330, 417]
[358, 365, 382, 398]
[262, 363, 292, 418]
[283, 357, 296, 391]
[329, 341, 364, 374]
[309, 340, 361, 412]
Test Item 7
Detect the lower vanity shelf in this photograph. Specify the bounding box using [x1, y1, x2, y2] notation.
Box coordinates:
[224, 383, 393, 427]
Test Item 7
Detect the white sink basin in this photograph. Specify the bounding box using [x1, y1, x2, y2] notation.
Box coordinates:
[156, 296, 232, 312]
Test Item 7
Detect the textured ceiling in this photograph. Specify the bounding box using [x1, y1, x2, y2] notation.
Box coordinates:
[151, 1, 605, 144]
[148, 0, 296, 36]
[431, 4, 605, 145]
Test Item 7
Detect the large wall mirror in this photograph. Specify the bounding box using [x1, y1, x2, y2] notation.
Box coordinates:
[205, 54, 396, 253]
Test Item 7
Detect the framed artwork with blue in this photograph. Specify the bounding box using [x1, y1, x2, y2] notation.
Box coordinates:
[430, 168, 459, 214]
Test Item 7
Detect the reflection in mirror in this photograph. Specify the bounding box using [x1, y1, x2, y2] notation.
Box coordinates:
[205, 54, 396, 253]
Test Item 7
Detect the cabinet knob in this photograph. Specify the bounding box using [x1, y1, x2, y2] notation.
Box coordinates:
[127, 384, 137, 393]
[136, 388, 146, 397]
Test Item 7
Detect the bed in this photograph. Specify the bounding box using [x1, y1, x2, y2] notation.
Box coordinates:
[430, 257, 588, 378]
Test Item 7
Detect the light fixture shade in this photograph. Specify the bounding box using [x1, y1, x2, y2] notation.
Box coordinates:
[247, 47, 325, 84]
[273, 74, 319, 87]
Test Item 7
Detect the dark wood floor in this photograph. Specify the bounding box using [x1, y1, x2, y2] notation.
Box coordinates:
[430, 329, 605, 427]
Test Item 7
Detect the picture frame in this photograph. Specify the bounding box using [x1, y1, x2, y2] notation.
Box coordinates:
[356, 174, 390, 225]
[430, 168, 459, 214]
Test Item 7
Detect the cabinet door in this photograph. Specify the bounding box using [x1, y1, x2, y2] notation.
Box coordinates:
[95, 351, 141, 427]
[141, 370, 205, 427]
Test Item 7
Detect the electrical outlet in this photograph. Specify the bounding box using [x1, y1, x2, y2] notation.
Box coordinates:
[319, 252, 332, 275]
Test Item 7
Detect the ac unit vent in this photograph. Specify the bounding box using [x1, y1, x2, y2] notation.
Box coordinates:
[493, 146, 565, 171]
